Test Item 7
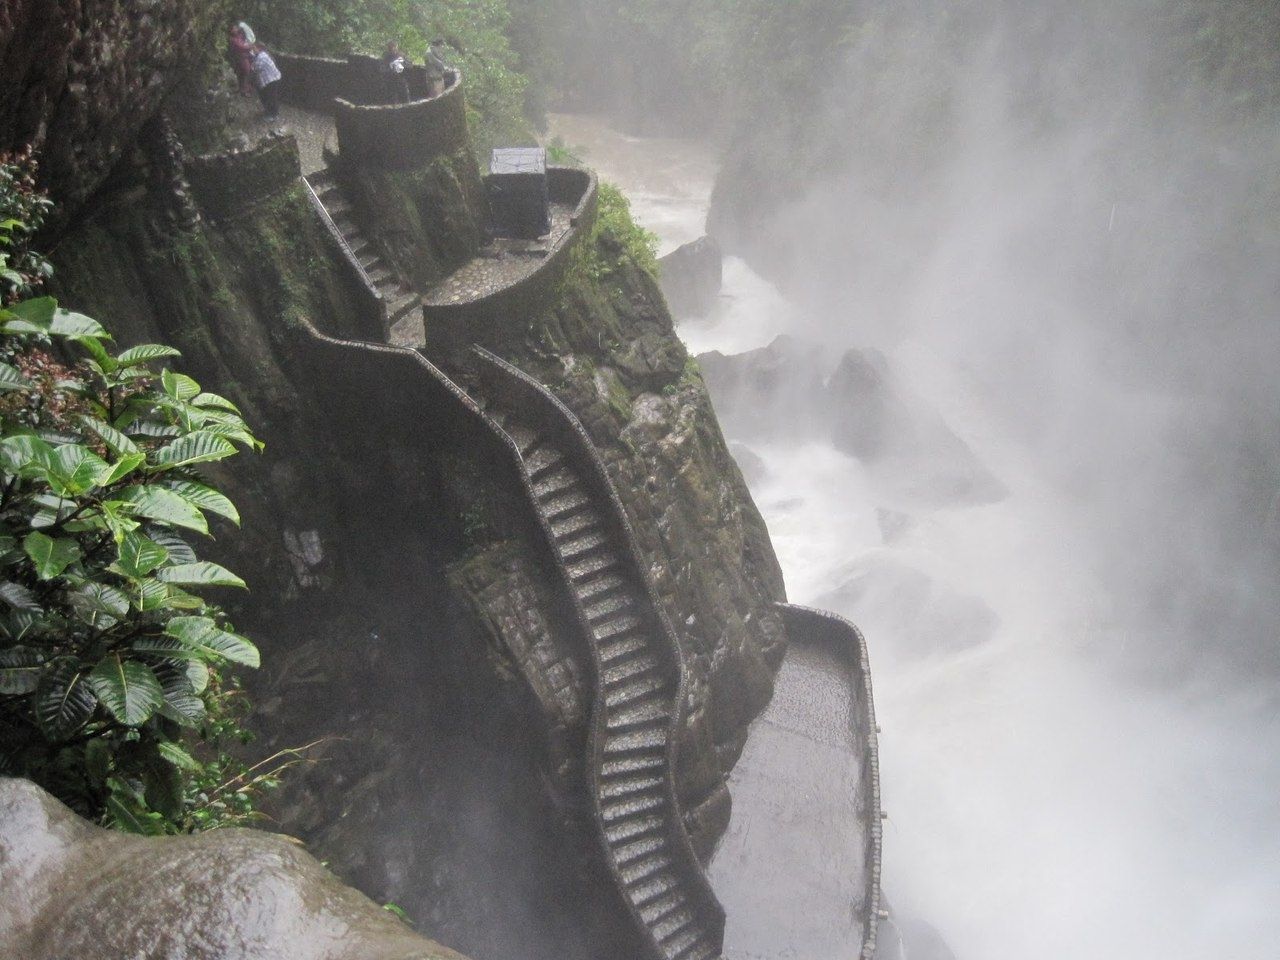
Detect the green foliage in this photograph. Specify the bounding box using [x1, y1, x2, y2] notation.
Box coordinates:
[0, 150, 54, 305]
[0, 174, 274, 835]
[573, 182, 659, 282]
[242, 0, 533, 153]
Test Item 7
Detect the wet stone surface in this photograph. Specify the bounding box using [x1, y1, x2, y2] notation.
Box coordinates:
[225, 97, 335, 174]
[709, 637, 870, 959]
[423, 203, 575, 306]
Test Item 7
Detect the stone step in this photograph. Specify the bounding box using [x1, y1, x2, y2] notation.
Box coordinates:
[389, 298, 420, 324]
[600, 753, 666, 779]
[533, 469, 578, 501]
[600, 773, 665, 802]
[542, 490, 592, 522]
[598, 634, 648, 664]
[307, 169, 335, 189]
[361, 254, 387, 275]
[604, 813, 664, 845]
[507, 423, 539, 455]
[593, 613, 643, 643]
[601, 790, 665, 824]
[653, 909, 696, 944]
[638, 891, 687, 927]
[606, 674, 665, 707]
[677, 942, 719, 960]
[549, 510, 598, 542]
[583, 593, 633, 625]
[524, 446, 564, 479]
[602, 652, 659, 686]
[661, 926, 706, 960]
[568, 553, 619, 584]
[607, 697, 669, 731]
[558, 531, 610, 562]
[619, 851, 674, 885]
[615, 833, 669, 870]
[367, 265, 395, 287]
[603, 726, 667, 756]
[576, 571, 627, 604]
[627, 870, 679, 907]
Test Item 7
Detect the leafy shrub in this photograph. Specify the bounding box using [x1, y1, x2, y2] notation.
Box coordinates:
[573, 182, 659, 283]
[0, 164, 276, 833]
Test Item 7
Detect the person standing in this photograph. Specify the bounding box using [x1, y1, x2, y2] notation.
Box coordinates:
[424, 38, 450, 98]
[251, 43, 283, 121]
[227, 22, 254, 96]
[380, 41, 410, 104]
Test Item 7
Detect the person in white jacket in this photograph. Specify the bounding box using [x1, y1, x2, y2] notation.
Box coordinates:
[250, 44, 283, 120]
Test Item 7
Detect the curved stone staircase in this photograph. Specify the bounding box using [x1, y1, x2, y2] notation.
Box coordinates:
[465, 348, 725, 960]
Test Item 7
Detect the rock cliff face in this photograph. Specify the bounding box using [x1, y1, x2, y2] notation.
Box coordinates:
[0, 778, 467, 960]
[0, 0, 220, 224]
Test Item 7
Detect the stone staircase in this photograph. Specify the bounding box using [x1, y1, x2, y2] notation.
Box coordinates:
[305, 168, 421, 334]
[466, 353, 726, 960]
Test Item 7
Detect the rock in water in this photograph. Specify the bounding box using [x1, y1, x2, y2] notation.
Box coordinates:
[0, 777, 467, 960]
[697, 335, 830, 442]
[659, 235, 723, 317]
[826, 348, 1008, 507]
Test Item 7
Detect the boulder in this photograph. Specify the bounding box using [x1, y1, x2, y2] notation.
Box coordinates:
[815, 559, 998, 662]
[697, 335, 829, 442]
[658, 235, 723, 317]
[0, 777, 467, 960]
[826, 348, 1008, 507]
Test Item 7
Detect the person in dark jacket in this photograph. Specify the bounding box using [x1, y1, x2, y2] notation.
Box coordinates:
[424, 38, 450, 98]
[381, 41, 410, 104]
[227, 22, 254, 96]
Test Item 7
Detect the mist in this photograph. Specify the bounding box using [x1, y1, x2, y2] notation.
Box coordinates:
[560, 2, 1280, 957]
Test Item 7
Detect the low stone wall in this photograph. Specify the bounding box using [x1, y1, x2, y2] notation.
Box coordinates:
[333, 71, 466, 170]
[302, 178, 387, 342]
[424, 167, 600, 354]
[275, 52, 450, 113]
[187, 135, 301, 221]
[776, 603, 883, 960]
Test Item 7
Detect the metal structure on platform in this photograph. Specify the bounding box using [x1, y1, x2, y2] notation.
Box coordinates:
[489, 147, 551, 239]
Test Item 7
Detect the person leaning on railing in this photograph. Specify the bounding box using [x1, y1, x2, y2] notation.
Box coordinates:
[381, 41, 411, 104]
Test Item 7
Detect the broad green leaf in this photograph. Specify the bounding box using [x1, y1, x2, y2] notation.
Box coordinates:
[2, 296, 56, 332]
[35, 660, 97, 740]
[116, 343, 181, 367]
[161, 369, 200, 401]
[156, 740, 199, 770]
[0, 581, 40, 611]
[154, 662, 205, 727]
[23, 531, 81, 580]
[147, 529, 197, 565]
[49, 444, 110, 495]
[167, 480, 240, 525]
[106, 778, 165, 836]
[88, 655, 163, 726]
[156, 562, 245, 589]
[119, 486, 208, 534]
[115, 531, 169, 579]
[164, 616, 260, 668]
[67, 582, 130, 628]
[0, 646, 43, 694]
[76, 335, 116, 372]
[96, 453, 146, 487]
[79, 416, 140, 456]
[133, 636, 209, 662]
[192, 421, 259, 449]
[124, 420, 180, 440]
[0, 434, 54, 474]
[50, 308, 109, 339]
[192, 392, 241, 413]
[0, 361, 32, 391]
[152, 432, 235, 470]
[136, 578, 173, 612]
[185, 660, 210, 695]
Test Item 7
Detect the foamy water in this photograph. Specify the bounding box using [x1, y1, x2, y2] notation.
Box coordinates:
[547, 112, 1280, 960]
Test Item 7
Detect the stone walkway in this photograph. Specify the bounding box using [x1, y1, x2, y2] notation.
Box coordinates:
[225, 96, 334, 174]
[422, 203, 575, 307]
[709, 637, 872, 959]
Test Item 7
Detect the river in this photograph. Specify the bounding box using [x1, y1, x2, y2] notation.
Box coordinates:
[548, 112, 1280, 960]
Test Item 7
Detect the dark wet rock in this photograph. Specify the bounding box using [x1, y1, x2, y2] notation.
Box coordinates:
[0, 777, 467, 960]
[729, 441, 769, 486]
[0, 0, 218, 224]
[827, 349, 1008, 507]
[659, 234, 723, 317]
[816, 559, 998, 661]
[697, 335, 829, 442]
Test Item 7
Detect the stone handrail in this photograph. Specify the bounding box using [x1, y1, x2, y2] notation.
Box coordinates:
[275, 51, 455, 110]
[186, 135, 301, 221]
[333, 70, 467, 170]
[776, 603, 883, 960]
[469, 346, 726, 960]
[302, 175, 388, 341]
[425, 167, 600, 354]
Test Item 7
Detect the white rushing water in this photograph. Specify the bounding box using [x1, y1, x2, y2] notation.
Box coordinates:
[548, 112, 1280, 960]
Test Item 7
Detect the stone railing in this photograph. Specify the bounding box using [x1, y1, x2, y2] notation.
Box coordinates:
[302, 175, 388, 342]
[186, 135, 301, 221]
[469, 346, 726, 960]
[776, 603, 883, 960]
[424, 167, 600, 354]
[275, 52, 450, 110]
[333, 70, 466, 170]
